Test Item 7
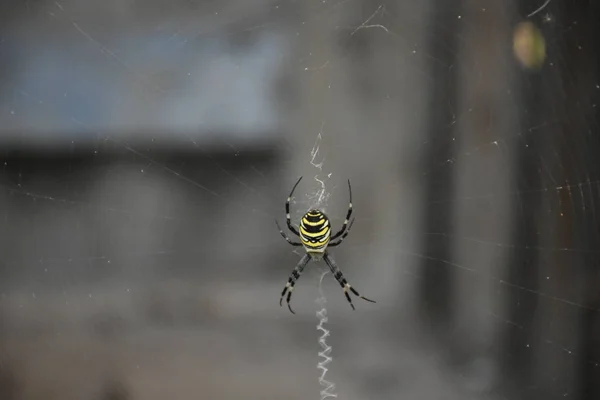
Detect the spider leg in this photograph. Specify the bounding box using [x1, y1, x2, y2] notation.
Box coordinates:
[330, 179, 353, 240]
[275, 219, 302, 246]
[328, 217, 355, 247]
[285, 176, 303, 236]
[323, 252, 375, 310]
[280, 254, 311, 314]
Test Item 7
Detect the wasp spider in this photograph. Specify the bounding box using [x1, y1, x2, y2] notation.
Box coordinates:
[275, 176, 376, 314]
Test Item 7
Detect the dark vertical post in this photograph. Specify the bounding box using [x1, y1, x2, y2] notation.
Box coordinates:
[558, 1, 600, 399]
[418, 0, 462, 334]
[501, 1, 600, 398]
[500, 2, 547, 397]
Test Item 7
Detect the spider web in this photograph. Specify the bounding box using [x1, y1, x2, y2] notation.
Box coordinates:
[0, 1, 599, 400]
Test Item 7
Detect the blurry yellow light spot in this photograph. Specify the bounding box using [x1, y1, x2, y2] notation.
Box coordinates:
[513, 21, 546, 70]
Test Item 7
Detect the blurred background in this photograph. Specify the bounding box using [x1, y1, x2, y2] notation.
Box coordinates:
[0, 0, 599, 399]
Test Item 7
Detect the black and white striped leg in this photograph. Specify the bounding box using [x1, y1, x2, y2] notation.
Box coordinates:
[328, 217, 355, 247]
[323, 252, 375, 310]
[275, 220, 302, 246]
[285, 176, 303, 236]
[330, 179, 353, 240]
[280, 254, 311, 314]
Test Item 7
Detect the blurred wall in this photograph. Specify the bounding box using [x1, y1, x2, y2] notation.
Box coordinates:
[0, 0, 599, 400]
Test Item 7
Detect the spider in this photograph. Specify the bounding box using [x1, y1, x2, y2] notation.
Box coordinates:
[275, 176, 376, 314]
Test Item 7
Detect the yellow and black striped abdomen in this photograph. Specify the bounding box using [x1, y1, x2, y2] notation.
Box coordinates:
[299, 210, 331, 252]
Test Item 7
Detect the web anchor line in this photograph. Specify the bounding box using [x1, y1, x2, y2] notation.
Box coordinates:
[316, 270, 337, 399]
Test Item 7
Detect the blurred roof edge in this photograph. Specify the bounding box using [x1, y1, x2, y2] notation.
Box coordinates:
[0, 129, 285, 156]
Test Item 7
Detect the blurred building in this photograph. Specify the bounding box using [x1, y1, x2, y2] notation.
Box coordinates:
[0, 0, 599, 399]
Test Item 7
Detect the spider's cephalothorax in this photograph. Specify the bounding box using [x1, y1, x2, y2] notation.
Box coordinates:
[275, 176, 376, 314]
